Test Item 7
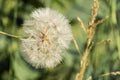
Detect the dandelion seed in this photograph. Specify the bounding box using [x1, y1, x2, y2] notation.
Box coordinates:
[20, 8, 72, 68]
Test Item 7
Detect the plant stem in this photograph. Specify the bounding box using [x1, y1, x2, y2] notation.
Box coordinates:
[0, 31, 21, 39]
[75, 0, 99, 80]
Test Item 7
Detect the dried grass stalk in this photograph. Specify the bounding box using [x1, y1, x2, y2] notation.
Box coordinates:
[75, 0, 100, 80]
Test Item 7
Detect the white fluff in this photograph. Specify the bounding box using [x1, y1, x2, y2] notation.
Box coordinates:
[20, 8, 72, 68]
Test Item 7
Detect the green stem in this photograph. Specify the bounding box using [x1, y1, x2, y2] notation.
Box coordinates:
[111, 0, 117, 24]
[0, 31, 21, 39]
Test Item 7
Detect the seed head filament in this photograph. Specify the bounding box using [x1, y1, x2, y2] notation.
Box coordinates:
[37, 28, 51, 54]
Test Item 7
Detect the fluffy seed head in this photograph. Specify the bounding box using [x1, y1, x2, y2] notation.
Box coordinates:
[20, 8, 72, 68]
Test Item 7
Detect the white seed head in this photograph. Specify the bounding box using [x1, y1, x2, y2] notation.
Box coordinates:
[20, 8, 72, 68]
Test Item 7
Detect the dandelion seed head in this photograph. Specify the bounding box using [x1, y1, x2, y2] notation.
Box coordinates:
[20, 8, 72, 68]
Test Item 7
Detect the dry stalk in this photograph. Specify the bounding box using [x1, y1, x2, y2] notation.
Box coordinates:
[72, 36, 81, 54]
[77, 17, 87, 33]
[75, 0, 101, 80]
[101, 71, 120, 76]
[96, 39, 112, 45]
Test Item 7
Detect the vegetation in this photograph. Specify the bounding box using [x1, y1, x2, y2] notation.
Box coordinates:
[0, 0, 120, 80]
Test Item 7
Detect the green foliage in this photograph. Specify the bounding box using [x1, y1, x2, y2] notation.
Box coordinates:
[0, 0, 120, 80]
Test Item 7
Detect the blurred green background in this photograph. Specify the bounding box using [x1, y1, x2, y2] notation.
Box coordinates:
[0, 0, 120, 80]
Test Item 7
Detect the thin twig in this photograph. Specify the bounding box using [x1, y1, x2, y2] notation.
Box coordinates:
[95, 16, 109, 26]
[77, 17, 87, 33]
[96, 39, 112, 45]
[72, 36, 80, 54]
[0, 31, 21, 39]
[101, 71, 120, 76]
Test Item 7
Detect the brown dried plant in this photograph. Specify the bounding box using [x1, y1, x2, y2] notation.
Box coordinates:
[75, 0, 109, 80]
[101, 71, 120, 76]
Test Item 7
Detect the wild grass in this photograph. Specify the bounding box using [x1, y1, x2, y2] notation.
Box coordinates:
[74, 0, 119, 80]
[0, 0, 120, 80]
